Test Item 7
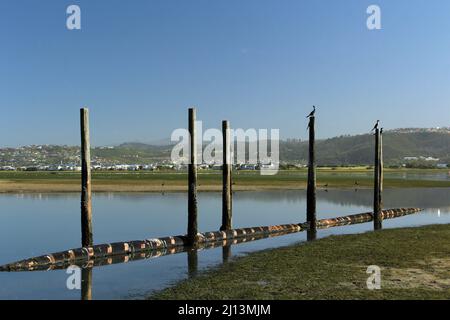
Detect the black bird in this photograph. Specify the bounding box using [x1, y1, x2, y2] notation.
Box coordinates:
[371, 120, 380, 132]
[380, 128, 383, 134]
[306, 106, 316, 118]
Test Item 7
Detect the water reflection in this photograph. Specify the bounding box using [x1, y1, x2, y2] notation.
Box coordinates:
[81, 267, 92, 301]
[374, 219, 382, 231]
[222, 245, 231, 263]
[307, 229, 317, 241]
[187, 249, 198, 278]
[10, 188, 450, 214]
[1, 188, 450, 299]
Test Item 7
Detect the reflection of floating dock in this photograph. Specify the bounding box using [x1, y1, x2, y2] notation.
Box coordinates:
[0, 208, 421, 272]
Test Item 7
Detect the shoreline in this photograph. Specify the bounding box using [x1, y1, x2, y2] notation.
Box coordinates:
[1, 169, 450, 193]
[151, 223, 450, 300]
[0, 182, 449, 193]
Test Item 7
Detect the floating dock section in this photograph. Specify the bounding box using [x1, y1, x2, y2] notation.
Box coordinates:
[0, 208, 421, 272]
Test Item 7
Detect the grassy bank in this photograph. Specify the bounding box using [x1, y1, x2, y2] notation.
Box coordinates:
[0, 169, 450, 192]
[151, 224, 450, 300]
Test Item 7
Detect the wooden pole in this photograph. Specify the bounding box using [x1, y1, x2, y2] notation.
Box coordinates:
[221, 120, 232, 231]
[80, 108, 93, 247]
[187, 108, 198, 245]
[307, 116, 317, 234]
[379, 129, 384, 218]
[81, 267, 92, 300]
[373, 128, 382, 230]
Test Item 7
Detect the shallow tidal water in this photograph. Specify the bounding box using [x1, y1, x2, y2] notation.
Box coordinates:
[1, 188, 450, 299]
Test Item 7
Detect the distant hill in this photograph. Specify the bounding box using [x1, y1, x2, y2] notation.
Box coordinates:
[1, 128, 449, 167]
[281, 129, 450, 165]
[92, 143, 172, 163]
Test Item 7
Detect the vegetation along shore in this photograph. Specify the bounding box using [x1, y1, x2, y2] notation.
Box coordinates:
[0, 168, 449, 193]
[151, 224, 450, 300]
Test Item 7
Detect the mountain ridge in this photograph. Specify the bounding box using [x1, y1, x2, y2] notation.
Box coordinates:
[1, 128, 449, 167]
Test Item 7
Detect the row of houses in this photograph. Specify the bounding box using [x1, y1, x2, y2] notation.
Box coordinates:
[0, 162, 277, 172]
[1, 165, 82, 172]
[403, 156, 440, 162]
[402, 156, 448, 168]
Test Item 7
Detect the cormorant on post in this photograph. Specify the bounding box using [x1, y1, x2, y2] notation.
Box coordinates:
[306, 106, 316, 131]
[306, 105, 316, 118]
[371, 120, 380, 132]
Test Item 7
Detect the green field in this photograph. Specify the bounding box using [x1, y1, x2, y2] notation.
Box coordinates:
[1, 168, 450, 192]
[151, 224, 450, 300]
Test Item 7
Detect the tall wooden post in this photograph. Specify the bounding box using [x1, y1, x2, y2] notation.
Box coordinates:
[307, 116, 317, 237]
[379, 129, 384, 219]
[80, 108, 93, 247]
[373, 128, 382, 230]
[81, 267, 92, 301]
[187, 108, 198, 245]
[221, 120, 232, 231]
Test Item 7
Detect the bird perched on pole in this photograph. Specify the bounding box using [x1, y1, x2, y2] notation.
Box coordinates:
[371, 120, 380, 132]
[306, 106, 316, 131]
[306, 105, 316, 118]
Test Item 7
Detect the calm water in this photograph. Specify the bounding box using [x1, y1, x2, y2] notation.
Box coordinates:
[324, 171, 450, 181]
[1, 188, 450, 299]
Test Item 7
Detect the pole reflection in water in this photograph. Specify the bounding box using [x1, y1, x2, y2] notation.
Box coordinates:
[81, 267, 93, 301]
[1, 208, 420, 273]
[187, 248, 198, 279]
[222, 245, 231, 263]
[307, 229, 317, 241]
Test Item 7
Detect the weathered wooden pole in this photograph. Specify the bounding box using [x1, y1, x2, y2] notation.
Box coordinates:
[373, 128, 382, 230]
[80, 108, 93, 247]
[379, 129, 384, 217]
[81, 267, 92, 301]
[187, 108, 198, 245]
[307, 115, 317, 238]
[221, 120, 232, 231]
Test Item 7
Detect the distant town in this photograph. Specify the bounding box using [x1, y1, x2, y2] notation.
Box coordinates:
[1, 127, 449, 171]
[0, 144, 277, 172]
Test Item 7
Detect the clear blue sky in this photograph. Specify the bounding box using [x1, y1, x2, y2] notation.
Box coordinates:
[1, 0, 450, 147]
